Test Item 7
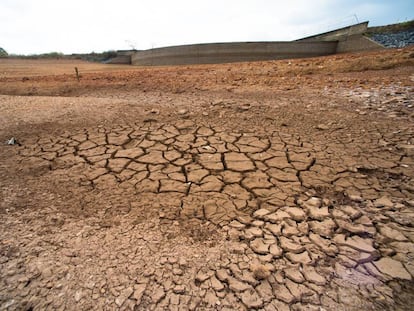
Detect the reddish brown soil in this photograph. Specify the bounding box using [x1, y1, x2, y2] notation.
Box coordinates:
[1, 47, 414, 311]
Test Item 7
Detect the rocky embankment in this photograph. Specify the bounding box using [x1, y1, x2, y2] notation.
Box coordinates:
[368, 21, 414, 48]
[371, 29, 414, 48]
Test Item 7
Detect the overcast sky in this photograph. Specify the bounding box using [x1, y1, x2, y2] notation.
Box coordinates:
[1, 0, 413, 55]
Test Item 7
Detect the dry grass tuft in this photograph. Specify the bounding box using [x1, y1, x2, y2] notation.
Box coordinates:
[251, 263, 271, 280]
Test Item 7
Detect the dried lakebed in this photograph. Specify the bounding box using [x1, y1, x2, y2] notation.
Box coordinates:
[1, 117, 413, 310]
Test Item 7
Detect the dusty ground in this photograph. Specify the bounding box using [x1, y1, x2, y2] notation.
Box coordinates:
[0, 47, 414, 311]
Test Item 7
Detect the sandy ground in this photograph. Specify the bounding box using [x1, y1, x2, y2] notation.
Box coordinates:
[0, 47, 414, 311]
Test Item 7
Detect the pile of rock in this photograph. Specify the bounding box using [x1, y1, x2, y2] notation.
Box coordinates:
[370, 29, 414, 48]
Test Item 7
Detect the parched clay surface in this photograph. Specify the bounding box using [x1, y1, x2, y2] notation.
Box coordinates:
[0, 48, 414, 310]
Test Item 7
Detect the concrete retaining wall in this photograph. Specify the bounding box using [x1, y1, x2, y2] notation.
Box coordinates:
[337, 35, 384, 53]
[131, 41, 338, 66]
[105, 55, 131, 64]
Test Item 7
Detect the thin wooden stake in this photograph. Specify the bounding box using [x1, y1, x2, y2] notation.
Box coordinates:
[74, 67, 80, 82]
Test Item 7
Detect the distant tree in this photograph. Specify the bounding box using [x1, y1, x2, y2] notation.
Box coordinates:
[0, 47, 8, 57]
[101, 50, 117, 60]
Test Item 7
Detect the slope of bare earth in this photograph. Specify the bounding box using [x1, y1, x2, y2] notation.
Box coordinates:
[0, 47, 414, 311]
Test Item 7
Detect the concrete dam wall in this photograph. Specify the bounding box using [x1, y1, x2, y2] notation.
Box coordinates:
[130, 41, 338, 66]
[297, 21, 383, 54]
[112, 22, 383, 66]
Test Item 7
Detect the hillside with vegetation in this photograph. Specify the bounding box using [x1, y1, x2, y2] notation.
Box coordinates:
[0, 47, 8, 57]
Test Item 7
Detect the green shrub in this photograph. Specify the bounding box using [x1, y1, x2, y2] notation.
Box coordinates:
[0, 47, 8, 57]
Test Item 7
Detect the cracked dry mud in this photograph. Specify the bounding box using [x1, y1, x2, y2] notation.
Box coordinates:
[1, 48, 414, 311]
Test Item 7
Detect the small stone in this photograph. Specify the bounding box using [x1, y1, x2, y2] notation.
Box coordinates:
[173, 285, 186, 294]
[6, 137, 17, 145]
[150, 108, 160, 114]
[238, 104, 251, 111]
[250, 263, 271, 280]
[177, 108, 188, 115]
[304, 197, 322, 207]
[374, 197, 393, 208]
[374, 257, 412, 280]
[349, 194, 363, 202]
[316, 124, 329, 130]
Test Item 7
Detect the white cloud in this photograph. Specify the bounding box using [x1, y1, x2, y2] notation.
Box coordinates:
[0, 0, 412, 54]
